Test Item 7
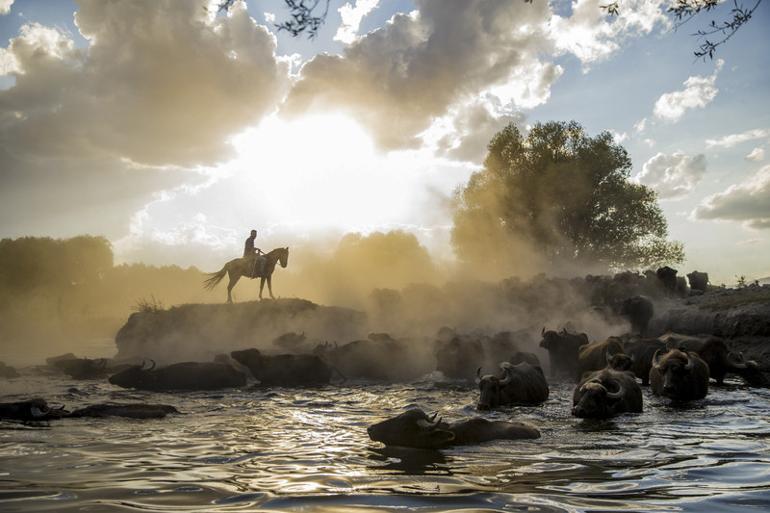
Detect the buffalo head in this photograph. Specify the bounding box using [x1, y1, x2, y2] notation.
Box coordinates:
[367, 409, 455, 449]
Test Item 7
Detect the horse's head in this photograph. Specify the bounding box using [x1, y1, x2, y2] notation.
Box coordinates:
[279, 247, 289, 268]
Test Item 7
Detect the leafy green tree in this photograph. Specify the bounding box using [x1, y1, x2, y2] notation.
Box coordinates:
[451, 121, 684, 274]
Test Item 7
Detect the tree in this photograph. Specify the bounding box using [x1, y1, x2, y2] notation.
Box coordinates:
[451, 121, 683, 275]
[604, 0, 763, 59]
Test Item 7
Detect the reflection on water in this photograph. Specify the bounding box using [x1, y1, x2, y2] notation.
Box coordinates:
[1, 376, 769, 512]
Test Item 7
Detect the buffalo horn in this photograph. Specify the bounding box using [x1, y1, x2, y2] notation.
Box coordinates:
[684, 352, 694, 371]
[147, 359, 156, 371]
[541, 326, 546, 337]
[652, 349, 664, 368]
[605, 380, 624, 400]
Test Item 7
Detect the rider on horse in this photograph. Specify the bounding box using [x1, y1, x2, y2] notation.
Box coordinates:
[244, 229, 265, 277]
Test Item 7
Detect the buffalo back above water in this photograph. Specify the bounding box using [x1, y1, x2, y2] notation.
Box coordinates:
[477, 361, 549, 410]
[230, 349, 332, 386]
[109, 361, 246, 391]
[577, 337, 625, 379]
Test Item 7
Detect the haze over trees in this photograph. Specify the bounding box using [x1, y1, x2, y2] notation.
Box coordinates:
[451, 121, 684, 277]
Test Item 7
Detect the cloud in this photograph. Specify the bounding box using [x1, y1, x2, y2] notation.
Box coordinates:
[694, 165, 770, 229]
[0, 1, 293, 239]
[746, 147, 765, 162]
[283, 0, 559, 150]
[634, 117, 647, 133]
[654, 59, 723, 122]
[0, 0, 287, 166]
[431, 97, 526, 163]
[550, 0, 668, 66]
[706, 128, 770, 148]
[334, 0, 380, 44]
[636, 152, 706, 199]
[0, 0, 12, 16]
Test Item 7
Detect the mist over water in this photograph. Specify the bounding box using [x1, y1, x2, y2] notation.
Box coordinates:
[2, 375, 769, 512]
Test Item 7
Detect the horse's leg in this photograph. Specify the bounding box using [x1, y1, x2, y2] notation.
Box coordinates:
[267, 275, 275, 299]
[259, 277, 266, 300]
[227, 273, 241, 304]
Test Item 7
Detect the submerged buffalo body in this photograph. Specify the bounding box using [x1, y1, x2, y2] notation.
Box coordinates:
[650, 348, 709, 401]
[109, 361, 247, 391]
[231, 349, 332, 386]
[68, 403, 180, 419]
[577, 338, 625, 379]
[662, 334, 766, 386]
[572, 368, 643, 418]
[367, 409, 540, 449]
[315, 335, 428, 382]
[539, 328, 589, 379]
[477, 362, 549, 410]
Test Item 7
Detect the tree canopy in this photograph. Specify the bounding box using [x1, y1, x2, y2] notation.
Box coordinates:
[451, 121, 684, 275]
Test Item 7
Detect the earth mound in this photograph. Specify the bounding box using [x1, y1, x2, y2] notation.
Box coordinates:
[115, 298, 366, 362]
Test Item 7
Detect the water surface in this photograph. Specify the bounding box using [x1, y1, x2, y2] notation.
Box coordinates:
[1, 374, 769, 512]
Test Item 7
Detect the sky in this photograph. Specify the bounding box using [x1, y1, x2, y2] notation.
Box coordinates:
[0, 0, 768, 284]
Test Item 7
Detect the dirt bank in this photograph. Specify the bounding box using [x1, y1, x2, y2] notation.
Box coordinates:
[115, 298, 367, 362]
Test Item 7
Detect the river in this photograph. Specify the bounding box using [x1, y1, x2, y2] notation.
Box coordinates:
[1, 374, 769, 512]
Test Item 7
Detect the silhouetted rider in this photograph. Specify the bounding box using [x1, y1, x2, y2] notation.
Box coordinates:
[244, 229, 264, 277]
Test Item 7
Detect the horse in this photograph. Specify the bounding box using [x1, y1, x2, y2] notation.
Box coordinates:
[203, 247, 289, 303]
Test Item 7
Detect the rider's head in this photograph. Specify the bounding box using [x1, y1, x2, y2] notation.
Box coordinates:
[250, 229, 257, 237]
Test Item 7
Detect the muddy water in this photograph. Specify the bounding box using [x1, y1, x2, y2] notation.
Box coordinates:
[1, 374, 769, 512]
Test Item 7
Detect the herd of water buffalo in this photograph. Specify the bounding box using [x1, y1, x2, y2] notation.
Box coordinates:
[2, 314, 766, 450]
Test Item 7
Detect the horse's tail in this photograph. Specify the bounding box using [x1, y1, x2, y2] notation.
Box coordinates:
[203, 264, 228, 290]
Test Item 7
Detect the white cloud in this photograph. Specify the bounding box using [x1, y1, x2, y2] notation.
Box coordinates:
[694, 165, 770, 229]
[284, 0, 559, 150]
[334, 0, 380, 44]
[634, 117, 647, 133]
[550, 0, 668, 66]
[430, 96, 526, 163]
[746, 147, 765, 162]
[643, 138, 656, 147]
[0, 0, 13, 16]
[610, 130, 628, 144]
[654, 59, 723, 122]
[0, 1, 287, 166]
[706, 128, 770, 148]
[0, 1, 288, 239]
[637, 152, 706, 199]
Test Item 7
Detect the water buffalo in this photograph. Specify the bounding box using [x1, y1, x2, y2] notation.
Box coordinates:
[620, 295, 654, 335]
[656, 266, 678, 293]
[572, 368, 643, 418]
[109, 360, 247, 391]
[51, 357, 111, 380]
[607, 353, 633, 372]
[0, 361, 19, 378]
[367, 408, 540, 449]
[435, 335, 484, 380]
[624, 338, 666, 385]
[68, 403, 180, 419]
[662, 334, 765, 386]
[0, 399, 68, 421]
[687, 271, 709, 292]
[313, 334, 431, 381]
[577, 337, 625, 379]
[650, 348, 709, 401]
[539, 328, 589, 379]
[477, 361, 549, 410]
[231, 348, 333, 386]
